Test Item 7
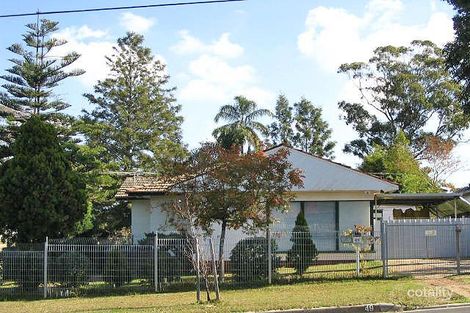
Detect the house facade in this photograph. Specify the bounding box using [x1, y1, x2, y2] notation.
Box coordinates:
[117, 145, 398, 252]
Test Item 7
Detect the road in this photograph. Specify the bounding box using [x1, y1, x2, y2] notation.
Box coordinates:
[409, 306, 470, 313]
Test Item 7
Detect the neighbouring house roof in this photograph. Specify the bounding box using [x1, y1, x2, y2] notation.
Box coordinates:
[266, 145, 398, 193]
[117, 145, 398, 200]
[116, 175, 185, 199]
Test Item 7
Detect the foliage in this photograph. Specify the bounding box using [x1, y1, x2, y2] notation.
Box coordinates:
[287, 210, 318, 275]
[54, 252, 90, 288]
[138, 233, 192, 283]
[420, 136, 461, 187]
[292, 98, 336, 158]
[213, 96, 272, 152]
[338, 40, 469, 159]
[78, 32, 186, 234]
[360, 132, 439, 193]
[269, 95, 335, 158]
[0, 116, 88, 243]
[445, 0, 470, 113]
[164, 144, 303, 281]
[80, 32, 186, 173]
[104, 249, 131, 287]
[269, 94, 294, 145]
[229, 237, 277, 282]
[2, 249, 43, 290]
[0, 19, 84, 160]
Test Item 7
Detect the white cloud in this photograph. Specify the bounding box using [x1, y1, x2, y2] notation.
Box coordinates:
[298, 0, 454, 72]
[120, 12, 155, 33]
[174, 32, 274, 147]
[172, 30, 244, 59]
[53, 26, 114, 86]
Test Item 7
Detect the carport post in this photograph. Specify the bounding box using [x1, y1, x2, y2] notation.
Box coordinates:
[456, 224, 461, 275]
[381, 222, 388, 278]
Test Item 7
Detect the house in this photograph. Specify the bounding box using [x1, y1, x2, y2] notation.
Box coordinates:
[117, 145, 399, 252]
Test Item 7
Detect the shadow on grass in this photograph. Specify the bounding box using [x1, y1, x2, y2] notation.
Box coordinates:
[0, 274, 410, 302]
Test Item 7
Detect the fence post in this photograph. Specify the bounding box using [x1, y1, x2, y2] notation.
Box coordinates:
[209, 237, 220, 301]
[381, 222, 388, 278]
[456, 224, 461, 275]
[267, 227, 272, 284]
[43, 236, 48, 299]
[154, 232, 158, 292]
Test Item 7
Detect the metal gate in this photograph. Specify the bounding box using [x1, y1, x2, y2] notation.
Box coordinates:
[382, 218, 470, 277]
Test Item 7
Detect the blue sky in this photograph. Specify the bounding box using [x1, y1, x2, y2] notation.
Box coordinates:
[1, 0, 468, 186]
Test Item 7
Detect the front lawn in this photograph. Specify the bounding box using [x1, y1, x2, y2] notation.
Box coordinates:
[0, 277, 465, 313]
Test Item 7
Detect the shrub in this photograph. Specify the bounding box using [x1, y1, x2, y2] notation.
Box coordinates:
[229, 237, 277, 282]
[138, 233, 193, 283]
[2, 250, 43, 290]
[104, 249, 131, 287]
[287, 210, 318, 275]
[54, 252, 90, 288]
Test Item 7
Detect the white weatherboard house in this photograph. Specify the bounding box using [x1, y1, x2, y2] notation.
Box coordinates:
[117, 145, 398, 253]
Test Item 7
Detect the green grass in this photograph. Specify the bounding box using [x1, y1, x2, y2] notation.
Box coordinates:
[0, 277, 466, 313]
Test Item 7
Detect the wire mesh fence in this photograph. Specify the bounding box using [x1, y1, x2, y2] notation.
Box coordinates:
[0, 228, 386, 299]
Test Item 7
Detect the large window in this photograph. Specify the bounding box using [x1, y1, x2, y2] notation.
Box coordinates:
[304, 202, 337, 251]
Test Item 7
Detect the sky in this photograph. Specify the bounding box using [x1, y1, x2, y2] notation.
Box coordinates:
[1, 0, 468, 187]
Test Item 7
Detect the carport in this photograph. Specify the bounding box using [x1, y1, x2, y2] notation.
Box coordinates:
[374, 192, 470, 220]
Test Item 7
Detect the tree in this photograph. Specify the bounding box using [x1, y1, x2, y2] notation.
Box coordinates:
[0, 116, 87, 244]
[338, 40, 469, 159]
[287, 209, 318, 275]
[0, 19, 84, 160]
[293, 98, 336, 158]
[79, 32, 186, 234]
[445, 0, 470, 113]
[268, 95, 335, 158]
[81, 32, 185, 173]
[269, 95, 294, 146]
[213, 96, 272, 152]
[360, 132, 438, 193]
[421, 136, 461, 187]
[163, 144, 303, 281]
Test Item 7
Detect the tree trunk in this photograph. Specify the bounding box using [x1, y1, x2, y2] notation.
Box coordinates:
[218, 219, 227, 283]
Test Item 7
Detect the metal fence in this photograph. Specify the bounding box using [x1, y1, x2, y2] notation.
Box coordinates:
[382, 218, 470, 277]
[0, 229, 385, 299]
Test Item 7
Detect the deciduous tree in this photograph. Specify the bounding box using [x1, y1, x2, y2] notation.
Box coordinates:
[360, 132, 438, 193]
[445, 0, 470, 112]
[163, 144, 303, 280]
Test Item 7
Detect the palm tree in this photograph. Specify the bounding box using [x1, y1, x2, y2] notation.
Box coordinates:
[213, 96, 272, 152]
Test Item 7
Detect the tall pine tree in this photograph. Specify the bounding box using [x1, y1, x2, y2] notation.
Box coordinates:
[293, 98, 336, 158]
[0, 19, 84, 160]
[79, 32, 186, 234]
[269, 94, 294, 146]
[0, 116, 87, 244]
[81, 32, 186, 173]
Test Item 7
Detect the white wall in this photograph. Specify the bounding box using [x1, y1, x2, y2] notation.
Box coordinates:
[131, 199, 151, 241]
[131, 196, 373, 253]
